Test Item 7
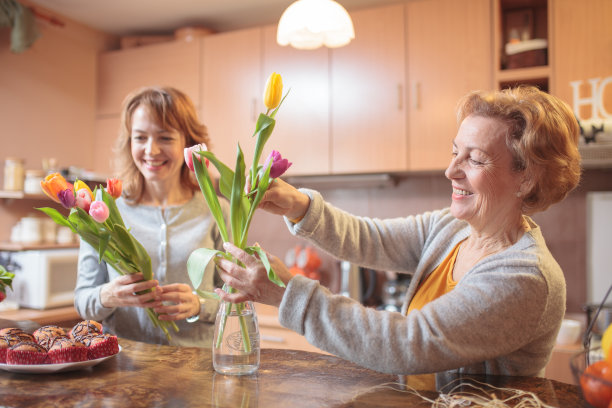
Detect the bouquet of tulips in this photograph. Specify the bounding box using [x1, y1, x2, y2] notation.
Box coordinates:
[0, 265, 14, 303]
[185, 72, 290, 351]
[37, 174, 178, 339]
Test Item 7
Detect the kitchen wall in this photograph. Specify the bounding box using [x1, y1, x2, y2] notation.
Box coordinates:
[0, 2, 116, 240]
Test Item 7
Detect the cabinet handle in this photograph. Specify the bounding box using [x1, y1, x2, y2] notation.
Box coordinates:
[397, 84, 403, 110]
[413, 82, 421, 110]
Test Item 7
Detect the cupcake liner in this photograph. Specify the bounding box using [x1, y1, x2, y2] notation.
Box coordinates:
[87, 336, 119, 360]
[6, 349, 48, 365]
[47, 346, 88, 364]
[0, 349, 7, 364]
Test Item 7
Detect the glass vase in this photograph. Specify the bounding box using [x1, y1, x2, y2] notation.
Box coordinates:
[212, 300, 260, 375]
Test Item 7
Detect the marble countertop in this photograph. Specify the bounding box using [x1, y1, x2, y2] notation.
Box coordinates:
[0, 337, 585, 407]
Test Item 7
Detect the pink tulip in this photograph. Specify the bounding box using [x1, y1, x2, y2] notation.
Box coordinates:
[57, 189, 76, 209]
[184, 144, 210, 172]
[89, 201, 109, 223]
[263, 150, 292, 179]
[75, 188, 92, 212]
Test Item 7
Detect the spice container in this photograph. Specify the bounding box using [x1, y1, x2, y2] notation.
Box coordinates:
[3, 157, 25, 191]
[24, 169, 45, 194]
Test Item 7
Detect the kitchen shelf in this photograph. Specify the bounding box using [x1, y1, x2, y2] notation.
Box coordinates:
[495, 65, 550, 83]
[0, 190, 46, 200]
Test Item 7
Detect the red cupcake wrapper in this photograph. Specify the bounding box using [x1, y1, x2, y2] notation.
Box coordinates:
[0, 349, 7, 364]
[87, 336, 119, 360]
[47, 347, 88, 364]
[6, 349, 48, 365]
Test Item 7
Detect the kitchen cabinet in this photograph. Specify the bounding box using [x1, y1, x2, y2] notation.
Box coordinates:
[200, 28, 263, 176]
[93, 116, 120, 176]
[406, 0, 492, 171]
[262, 25, 331, 175]
[551, 0, 612, 112]
[330, 4, 407, 174]
[97, 39, 202, 116]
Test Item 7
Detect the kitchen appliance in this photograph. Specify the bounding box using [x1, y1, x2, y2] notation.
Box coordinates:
[339, 261, 378, 304]
[1, 248, 79, 309]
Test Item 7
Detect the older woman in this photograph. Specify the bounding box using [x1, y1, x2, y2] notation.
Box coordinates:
[215, 86, 581, 380]
[75, 87, 228, 346]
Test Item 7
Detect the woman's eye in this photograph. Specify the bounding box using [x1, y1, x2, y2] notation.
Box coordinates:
[469, 158, 484, 165]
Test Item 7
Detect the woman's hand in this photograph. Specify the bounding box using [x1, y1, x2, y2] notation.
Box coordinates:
[215, 242, 293, 307]
[154, 283, 201, 321]
[259, 178, 310, 221]
[100, 273, 162, 309]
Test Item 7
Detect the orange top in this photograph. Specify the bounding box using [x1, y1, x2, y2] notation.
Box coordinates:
[406, 240, 463, 313]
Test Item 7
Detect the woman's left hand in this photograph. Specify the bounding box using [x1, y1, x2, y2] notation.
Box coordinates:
[215, 242, 291, 307]
[154, 283, 200, 321]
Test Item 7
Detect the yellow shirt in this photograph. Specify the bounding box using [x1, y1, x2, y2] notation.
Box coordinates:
[406, 240, 463, 313]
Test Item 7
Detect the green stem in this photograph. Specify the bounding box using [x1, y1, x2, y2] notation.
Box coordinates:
[236, 302, 251, 353]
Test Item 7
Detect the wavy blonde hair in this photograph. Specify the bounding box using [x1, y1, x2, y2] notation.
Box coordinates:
[456, 86, 581, 214]
[113, 87, 210, 204]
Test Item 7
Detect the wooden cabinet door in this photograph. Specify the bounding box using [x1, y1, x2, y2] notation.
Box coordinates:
[97, 40, 201, 116]
[200, 28, 262, 174]
[552, 0, 612, 121]
[94, 115, 121, 176]
[262, 25, 331, 176]
[330, 4, 407, 174]
[406, 0, 492, 171]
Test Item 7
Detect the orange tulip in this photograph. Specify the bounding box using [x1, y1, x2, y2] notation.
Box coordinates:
[40, 173, 72, 203]
[106, 178, 123, 199]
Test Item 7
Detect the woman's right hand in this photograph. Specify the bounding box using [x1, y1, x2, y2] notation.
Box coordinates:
[259, 178, 310, 221]
[99, 273, 162, 309]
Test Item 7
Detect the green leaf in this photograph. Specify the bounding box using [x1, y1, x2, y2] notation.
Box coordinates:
[251, 114, 276, 178]
[194, 289, 220, 300]
[187, 247, 223, 289]
[98, 230, 111, 262]
[245, 245, 285, 287]
[239, 162, 271, 248]
[198, 151, 235, 201]
[230, 144, 247, 247]
[193, 152, 229, 243]
[36, 207, 76, 232]
[102, 187, 126, 227]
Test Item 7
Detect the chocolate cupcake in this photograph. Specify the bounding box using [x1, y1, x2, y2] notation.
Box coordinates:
[4, 332, 35, 346]
[47, 338, 88, 364]
[7, 342, 48, 365]
[0, 337, 10, 364]
[33, 325, 68, 350]
[69, 320, 103, 339]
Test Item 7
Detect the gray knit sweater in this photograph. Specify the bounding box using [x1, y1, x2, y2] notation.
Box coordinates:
[74, 193, 228, 347]
[278, 189, 565, 379]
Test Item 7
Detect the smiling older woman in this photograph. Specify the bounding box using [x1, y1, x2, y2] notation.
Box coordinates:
[214, 86, 581, 382]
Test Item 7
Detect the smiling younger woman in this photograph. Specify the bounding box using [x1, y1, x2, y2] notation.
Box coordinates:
[74, 87, 229, 346]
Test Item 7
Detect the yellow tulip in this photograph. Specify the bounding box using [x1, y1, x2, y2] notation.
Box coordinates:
[263, 72, 283, 111]
[74, 179, 93, 200]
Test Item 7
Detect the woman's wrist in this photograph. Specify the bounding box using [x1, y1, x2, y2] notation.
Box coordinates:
[288, 192, 310, 223]
[186, 291, 203, 323]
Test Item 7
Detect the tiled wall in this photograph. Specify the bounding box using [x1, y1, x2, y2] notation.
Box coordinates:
[250, 168, 612, 314]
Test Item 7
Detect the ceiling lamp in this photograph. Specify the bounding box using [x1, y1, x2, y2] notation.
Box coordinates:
[277, 0, 355, 50]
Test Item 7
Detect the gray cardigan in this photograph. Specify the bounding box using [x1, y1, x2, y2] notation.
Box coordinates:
[74, 193, 228, 347]
[278, 189, 565, 379]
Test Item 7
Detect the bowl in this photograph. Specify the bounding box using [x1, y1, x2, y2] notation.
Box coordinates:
[570, 347, 612, 408]
[557, 318, 582, 345]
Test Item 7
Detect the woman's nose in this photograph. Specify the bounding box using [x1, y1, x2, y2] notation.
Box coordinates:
[145, 138, 159, 155]
[445, 157, 461, 180]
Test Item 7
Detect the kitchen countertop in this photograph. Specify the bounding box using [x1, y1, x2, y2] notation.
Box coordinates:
[0, 337, 584, 407]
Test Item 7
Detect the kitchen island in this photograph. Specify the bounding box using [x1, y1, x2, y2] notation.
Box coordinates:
[0, 337, 584, 407]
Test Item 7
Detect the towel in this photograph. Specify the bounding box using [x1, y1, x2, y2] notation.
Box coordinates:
[0, 0, 40, 53]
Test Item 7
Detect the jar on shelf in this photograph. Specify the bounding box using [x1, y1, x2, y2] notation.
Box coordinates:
[24, 169, 45, 194]
[3, 157, 25, 191]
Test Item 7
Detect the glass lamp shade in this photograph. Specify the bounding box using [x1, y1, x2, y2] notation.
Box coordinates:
[276, 0, 355, 50]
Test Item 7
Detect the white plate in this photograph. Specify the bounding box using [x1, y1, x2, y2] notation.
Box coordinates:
[0, 345, 121, 374]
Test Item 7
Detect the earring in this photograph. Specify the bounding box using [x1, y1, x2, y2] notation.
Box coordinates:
[516, 191, 522, 198]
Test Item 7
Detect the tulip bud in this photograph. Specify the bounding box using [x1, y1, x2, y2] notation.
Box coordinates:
[263, 150, 292, 179]
[73, 180, 93, 200]
[75, 189, 92, 212]
[40, 173, 72, 203]
[57, 189, 76, 209]
[263, 72, 283, 111]
[184, 144, 209, 172]
[106, 178, 122, 199]
[89, 201, 109, 223]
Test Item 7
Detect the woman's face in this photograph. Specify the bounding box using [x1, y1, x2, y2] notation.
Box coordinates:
[130, 105, 186, 189]
[444, 115, 525, 231]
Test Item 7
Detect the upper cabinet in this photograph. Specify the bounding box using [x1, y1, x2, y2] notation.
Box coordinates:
[200, 28, 263, 174]
[330, 4, 407, 174]
[406, 0, 492, 171]
[97, 40, 202, 116]
[551, 0, 612, 113]
[262, 25, 331, 176]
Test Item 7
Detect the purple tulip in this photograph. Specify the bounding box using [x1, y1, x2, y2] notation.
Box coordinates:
[263, 150, 292, 179]
[89, 201, 109, 223]
[57, 189, 76, 209]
